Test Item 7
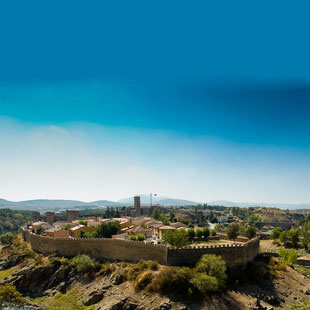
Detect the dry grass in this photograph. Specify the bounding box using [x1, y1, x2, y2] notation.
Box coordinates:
[34, 287, 93, 310]
[0, 266, 16, 281]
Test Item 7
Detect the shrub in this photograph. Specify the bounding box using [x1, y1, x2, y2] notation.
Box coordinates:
[71, 254, 97, 273]
[100, 263, 116, 276]
[210, 229, 216, 236]
[134, 271, 154, 291]
[240, 256, 284, 283]
[187, 228, 195, 241]
[245, 226, 257, 239]
[147, 266, 193, 295]
[11, 238, 35, 258]
[202, 227, 210, 239]
[0, 284, 25, 308]
[78, 220, 88, 226]
[0, 232, 14, 245]
[287, 228, 300, 248]
[196, 254, 227, 288]
[60, 257, 70, 266]
[162, 229, 190, 247]
[271, 227, 282, 240]
[278, 248, 298, 266]
[301, 221, 310, 249]
[129, 235, 137, 241]
[147, 260, 159, 271]
[136, 234, 145, 241]
[126, 260, 158, 281]
[292, 298, 310, 310]
[227, 224, 239, 241]
[239, 225, 246, 234]
[191, 272, 219, 293]
[279, 231, 288, 244]
[130, 234, 145, 241]
[195, 229, 203, 238]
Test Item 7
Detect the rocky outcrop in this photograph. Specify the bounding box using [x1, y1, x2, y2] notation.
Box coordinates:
[2, 262, 75, 297]
[0, 254, 28, 269]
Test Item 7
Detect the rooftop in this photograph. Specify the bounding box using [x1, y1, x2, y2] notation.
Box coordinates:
[159, 226, 176, 230]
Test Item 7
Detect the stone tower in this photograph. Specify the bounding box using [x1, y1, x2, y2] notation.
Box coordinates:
[32, 212, 41, 222]
[66, 210, 80, 222]
[46, 212, 55, 224]
[134, 196, 141, 217]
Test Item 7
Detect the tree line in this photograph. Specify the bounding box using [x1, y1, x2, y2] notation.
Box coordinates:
[271, 217, 310, 249]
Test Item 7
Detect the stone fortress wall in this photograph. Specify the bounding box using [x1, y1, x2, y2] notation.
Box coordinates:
[23, 230, 260, 268]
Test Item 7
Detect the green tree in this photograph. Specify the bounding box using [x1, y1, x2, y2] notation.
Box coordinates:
[136, 234, 145, 241]
[196, 229, 203, 238]
[191, 273, 219, 293]
[271, 227, 282, 240]
[191, 254, 227, 292]
[78, 231, 87, 238]
[115, 209, 120, 218]
[301, 221, 310, 249]
[278, 248, 298, 266]
[93, 221, 120, 238]
[129, 234, 137, 241]
[279, 230, 289, 245]
[160, 214, 169, 225]
[239, 225, 246, 234]
[187, 228, 195, 241]
[247, 214, 261, 225]
[227, 224, 239, 241]
[210, 217, 218, 224]
[245, 226, 257, 239]
[286, 228, 300, 248]
[0, 284, 25, 309]
[0, 232, 14, 244]
[152, 208, 161, 220]
[210, 229, 216, 236]
[162, 229, 190, 247]
[202, 227, 210, 239]
[64, 224, 72, 230]
[209, 211, 215, 222]
[78, 220, 88, 226]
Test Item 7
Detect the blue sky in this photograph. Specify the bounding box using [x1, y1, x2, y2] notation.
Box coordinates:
[0, 1, 309, 203]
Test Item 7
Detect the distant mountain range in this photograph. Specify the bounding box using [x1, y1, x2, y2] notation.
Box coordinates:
[208, 200, 310, 210]
[117, 195, 199, 207]
[0, 196, 199, 211]
[0, 197, 309, 211]
[0, 198, 124, 211]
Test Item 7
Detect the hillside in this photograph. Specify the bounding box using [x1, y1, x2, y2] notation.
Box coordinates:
[0, 240, 310, 310]
[209, 200, 310, 210]
[0, 198, 124, 211]
[0, 209, 32, 234]
[0, 196, 199, 210]
[1, 197, 309, 211]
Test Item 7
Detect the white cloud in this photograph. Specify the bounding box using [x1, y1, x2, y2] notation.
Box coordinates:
[0, 117, 309, 203]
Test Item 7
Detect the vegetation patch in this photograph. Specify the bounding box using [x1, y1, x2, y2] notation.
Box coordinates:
[34, 288, 94, 310]
[0, 209, 32, 234]
[294, 264, 310, 276]
[126, 255, 227, 297]
[291, 298, 310, 310]
[71, 254, 100, 274]
[0, 284, 25, 309]
[0, 266, 16, 281]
